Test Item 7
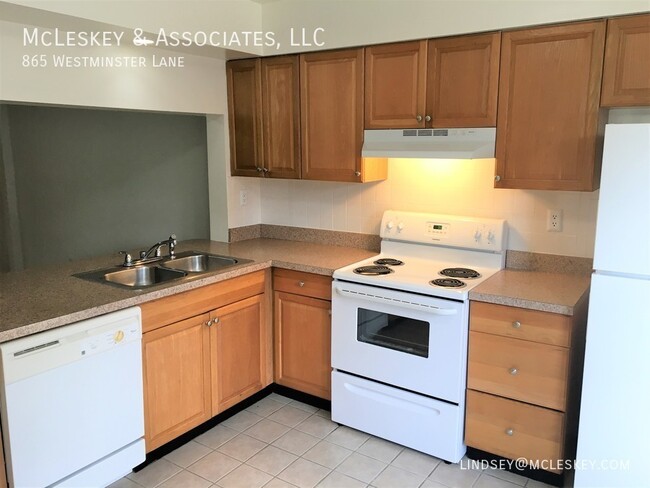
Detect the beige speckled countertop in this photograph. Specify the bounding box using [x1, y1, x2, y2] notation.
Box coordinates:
[469, 269, 591, 315]
[0, 239, 375, 343]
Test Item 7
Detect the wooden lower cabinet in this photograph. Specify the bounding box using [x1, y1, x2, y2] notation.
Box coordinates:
[273, 269, 332, 399]
[465, 301, 587, 475]
[141, 271, 270, 452]
[211, 294, 267, 413]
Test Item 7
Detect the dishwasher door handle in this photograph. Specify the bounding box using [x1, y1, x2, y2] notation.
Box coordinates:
[334, 286, 458, 315]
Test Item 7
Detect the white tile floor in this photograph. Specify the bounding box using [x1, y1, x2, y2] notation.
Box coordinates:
[112, 394, 555, 488]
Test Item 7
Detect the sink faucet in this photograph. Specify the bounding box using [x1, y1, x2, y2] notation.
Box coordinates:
[120, 234, 177, 267]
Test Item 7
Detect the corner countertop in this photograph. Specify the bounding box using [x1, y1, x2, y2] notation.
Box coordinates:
[469, 269, 591, 315]
[0, 239, 376, 343]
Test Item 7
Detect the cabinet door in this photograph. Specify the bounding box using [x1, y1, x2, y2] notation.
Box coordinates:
[601, 14, 650, 107]
[300, 49, 364, 182]
[211, 294, 267, 414]
[274, 291, 332, 399]
[143, 313, 211, 451]
[227, 59, 264, 176]
[495, 21, 606, 191]
[365, 41, 427, 129]
[427, 32, 500, 127]
[262, 56, 301, 178]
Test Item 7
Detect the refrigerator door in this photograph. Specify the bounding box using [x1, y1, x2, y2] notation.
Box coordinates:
[575, 273, 650, 487]
[593, 124, 650, 277]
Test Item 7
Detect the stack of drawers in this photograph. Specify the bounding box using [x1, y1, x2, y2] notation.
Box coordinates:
[465, 301, 583, 474]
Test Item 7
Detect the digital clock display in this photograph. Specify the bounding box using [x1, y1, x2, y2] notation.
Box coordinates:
[433, 225, 443, 230]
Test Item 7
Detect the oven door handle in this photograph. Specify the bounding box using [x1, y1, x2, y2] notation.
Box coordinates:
[334, 286, 458, 316]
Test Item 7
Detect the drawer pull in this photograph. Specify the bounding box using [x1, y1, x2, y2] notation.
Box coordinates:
[512, 321, 521, 329]
[509, 367, 518, 376]
[505, 428, 514, 436]
[298, 281, 305, 287]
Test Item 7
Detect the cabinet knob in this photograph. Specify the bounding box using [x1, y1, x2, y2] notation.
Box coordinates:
[425, 115, 432, 122]
[354, 171, 361, 177]
[512, 321, 521, 329]
[505, 428, 514, 436]
[509, 367, 518, 376]
[262, 167, 270, 174]
[256, 166, 263, 173]
[494, 175, 501, 182]
[206, 319, 213, 327]
[213, 317, 220, 324]
[416, 115, 423, 122]
[298, 281, 305, 287]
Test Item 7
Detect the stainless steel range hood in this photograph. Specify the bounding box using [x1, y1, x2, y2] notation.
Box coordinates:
[362, 128, 496, 159]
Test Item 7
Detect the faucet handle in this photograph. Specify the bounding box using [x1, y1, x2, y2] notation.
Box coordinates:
[119, 251, 134, 267]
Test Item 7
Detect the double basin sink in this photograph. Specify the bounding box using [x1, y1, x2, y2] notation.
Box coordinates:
[76, 251, 251, 289]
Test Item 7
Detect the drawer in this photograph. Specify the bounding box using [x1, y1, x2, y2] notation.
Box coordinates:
[470, 302, 572, 347]
[273, 269, 332, 300]
[468, 331, 569, 411]
[466, 390, 564, 473]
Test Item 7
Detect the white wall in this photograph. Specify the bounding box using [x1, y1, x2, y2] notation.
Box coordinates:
[262, 0, 650, 55]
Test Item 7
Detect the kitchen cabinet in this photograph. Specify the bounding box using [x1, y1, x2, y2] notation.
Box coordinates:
[364, 33, 500, 128]
[273, 269, 332, 399]
[495, 21, 606, 191]
[465, 301, 587, 474]
[300, 49, 386, 182]
[261, 56, 301, 178]
[601, 13, 650, 107]
[227, 59, 264, 177]
[140, 271, 271, 452]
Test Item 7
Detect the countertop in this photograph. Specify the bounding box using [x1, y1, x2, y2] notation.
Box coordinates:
[0, 239, 375, 343]
[469, 269, 591, 315]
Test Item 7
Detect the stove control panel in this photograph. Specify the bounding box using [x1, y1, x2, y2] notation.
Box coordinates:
[426, 222, 449, 239]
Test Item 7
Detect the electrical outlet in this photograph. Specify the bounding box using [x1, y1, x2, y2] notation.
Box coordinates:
[546, 209, 563, 232]
[239, 189, 248, 206]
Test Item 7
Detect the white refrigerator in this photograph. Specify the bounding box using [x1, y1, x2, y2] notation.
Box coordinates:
[575, 124, 650, 487]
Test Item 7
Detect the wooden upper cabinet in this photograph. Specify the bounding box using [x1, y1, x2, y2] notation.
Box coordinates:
[261, 56, 301, 178]
[495, 21, 606, 191]
[601, 14, 650, 107]
[365, 41, 427, 128]
[427, 32, 500, 127]
[227, 59, 263, 176]
[364, 33, 499, 129]
[300, 49, 365, 182]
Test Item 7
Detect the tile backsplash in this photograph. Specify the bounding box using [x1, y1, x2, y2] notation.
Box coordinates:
[254, 159, 599, 258]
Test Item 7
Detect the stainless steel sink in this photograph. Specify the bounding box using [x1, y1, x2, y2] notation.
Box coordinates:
[160, 252, 241, 273]
[74, 251, 251, 289]
[103, 266, 186, 287]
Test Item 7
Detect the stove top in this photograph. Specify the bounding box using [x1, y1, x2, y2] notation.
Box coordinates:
[333, 211, 508, 301]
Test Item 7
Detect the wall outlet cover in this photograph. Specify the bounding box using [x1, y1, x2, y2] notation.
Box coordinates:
[546, 209, 563, 232]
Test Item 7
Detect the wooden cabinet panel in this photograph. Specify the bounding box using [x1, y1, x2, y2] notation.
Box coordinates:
[211, 294, 267, 413]
[262, 56, 301, 178]
[143, 313, 211, 451]
[427, 32, 500, 127]
[468, 331, 569, 411]
[495, 21, 606, 191]
[274, 291, 332, 399]
[365, 40, 428, 128]
[466, 390, 564, 473]
[227, 59, 263, 176]
[470, 301, 572, 347]
[273, 268, 332, 300]
[602, 14, 650, 107]
[300, 49, 365, 182]
[141, 271, 266, 332]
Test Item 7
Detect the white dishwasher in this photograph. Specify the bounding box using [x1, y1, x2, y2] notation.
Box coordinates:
[0, 307, 145, 488]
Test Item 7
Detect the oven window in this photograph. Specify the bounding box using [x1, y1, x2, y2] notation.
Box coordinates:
[357, 308, 429, 357]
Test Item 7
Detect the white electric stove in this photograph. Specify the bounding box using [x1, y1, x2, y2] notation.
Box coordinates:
[331, 210, 507, 463]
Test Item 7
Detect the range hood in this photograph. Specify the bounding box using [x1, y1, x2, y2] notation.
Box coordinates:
[362, 128, 496, 159]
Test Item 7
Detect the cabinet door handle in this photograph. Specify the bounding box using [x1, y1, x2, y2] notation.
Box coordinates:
[505, 428, 514, 436]
[213, 317, 220, 325]
[298, 281, 305, 287]
[416, 115, 423, 122]
[256, 166, 263, 173]
[512, 321, 521, 329]
[354, 171, 361, 177]
[262, 167, 270, 174]
[494, 175, 501, 182]
[206, 319, 213, 327]
[509, 367, 518, 376]
[424, 115, 431, 122]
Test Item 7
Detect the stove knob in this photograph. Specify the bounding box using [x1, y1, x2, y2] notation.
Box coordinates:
[474, 229, 482, 242]
[386, 221, 394, 230]
[487, 231, 495, 243]
[397, 222, 404, 232]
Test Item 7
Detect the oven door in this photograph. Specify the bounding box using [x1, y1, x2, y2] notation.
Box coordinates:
[331, 280, 468, 403]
